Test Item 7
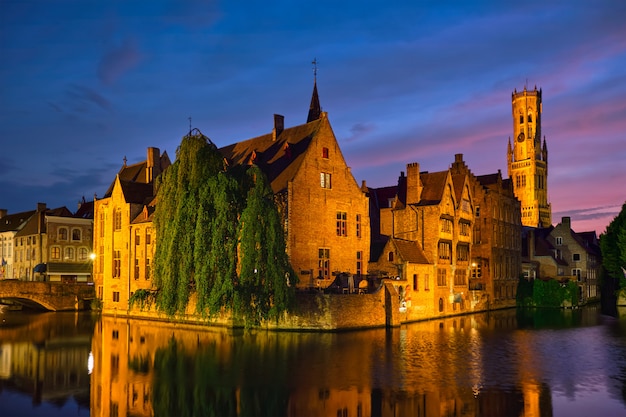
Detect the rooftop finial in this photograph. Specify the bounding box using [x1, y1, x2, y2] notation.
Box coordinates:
[312, 58, 318, 81]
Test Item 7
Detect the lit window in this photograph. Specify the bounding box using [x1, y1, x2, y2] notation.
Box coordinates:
[78, 247, 89, 261]
[65, 247, 74, 260]
[320, 172, 332, 189]
[51, 246, 60, 260]
[437, 269, 446, 286]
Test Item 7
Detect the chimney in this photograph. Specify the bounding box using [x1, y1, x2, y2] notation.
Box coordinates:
[406, 162, 421, 205]
[562, 216, 571, 229]
[272, 114, 284, 141]
[146, 147, 161, 183]
[37, 202, 46, 212]
[0, 209, 6, 219]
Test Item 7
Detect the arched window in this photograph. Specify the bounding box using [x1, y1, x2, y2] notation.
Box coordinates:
[388, 251, 394, 262]
[527, 114, 532, 123]
[519, 115, 524, 124]
[72, 228, 81, 241]
[438, 298, 444, 312]
[78, 247, 89, 261]
[65, 247, 74, 260]
[51, 246, 60, 260]
[58, 227, 68, 241]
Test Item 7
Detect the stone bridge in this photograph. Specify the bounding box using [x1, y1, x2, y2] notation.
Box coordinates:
[0, 280, 96, 311]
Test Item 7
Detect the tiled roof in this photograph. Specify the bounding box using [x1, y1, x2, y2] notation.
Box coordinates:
[417, 171, 448, 205]
[369, 185, 398, 210]
[15, 207, 72, 236]
[219, 117, 325, 194]
[119, 180, 155, 205]
[0, 210, 36, 233]
[392, 238, 430, 264]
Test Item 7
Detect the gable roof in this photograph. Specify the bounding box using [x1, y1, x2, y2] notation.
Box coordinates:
[103, 150, 171, 198]
[219, 116, 327, 194]
[14, 206, 73, 237]
[0, 210, 36, 233]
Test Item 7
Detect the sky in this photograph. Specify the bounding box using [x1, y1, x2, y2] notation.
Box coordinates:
[1, 0, 625, 235]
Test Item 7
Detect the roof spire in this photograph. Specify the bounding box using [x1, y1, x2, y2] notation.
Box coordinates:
[307, 58, 321, 123]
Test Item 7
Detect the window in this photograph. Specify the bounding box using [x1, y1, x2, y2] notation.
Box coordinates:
[573, 253, 581, 262]
[51, 246, 61, 260]
[113, 291, 120, 302]
[65, 247, 74, 260]
[424, 274, 430, 290]
[320, 172, 332, 189]
[388, 251, 394, 262]
[135, 230, 141, 245]
[114, 209, 122, 230]
[457, 244, 469, 262]
[99, 212, 105, 238]
[134, 259, 140, 279]
[519, 115, 524, 124]
[572, 268, 582, 281]
[528, 114, 533, 123]
[454, 270, 466, 286]
[555, 236, 563, 246]
[59, 227, 68, 241]
[356, 214, 361, 238]
[438, 241, 451, 262]
[336, 212, 347, 236]
[356, 251, 362, 276]
[459, 221, 470, 236]
[475, 206, 480, 218]
[113, 251, 121, 278]
[322, 147, 329, 158]
[98, 246, 104, 273]
[441, 218, 452, 233]
[318, 248, 330, 279]
[146, 228, 152, 245]
[72, 228, 81, 241]
[145, 258, 151, 280]
[413, 274, 418, 291]
[78, 247, 89, 261]
[112, 330, 119, 339]
[439, 298, 444, 312]
[437, 268, 446, 286]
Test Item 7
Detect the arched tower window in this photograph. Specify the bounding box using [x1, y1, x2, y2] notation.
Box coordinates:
[527, 114, 533, 123]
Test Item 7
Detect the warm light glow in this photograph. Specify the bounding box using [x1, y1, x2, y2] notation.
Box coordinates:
[87, 351, 94, 374]
[90, 253, 96, 261]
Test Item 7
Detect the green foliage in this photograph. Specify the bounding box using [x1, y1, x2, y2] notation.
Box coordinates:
[600, 202, 626, 293]
[128, 289, 157, 311]
[531, 279, 579, 307]
[516, 276, 534, 307]
[152, 131, 296, 325]
[235, 166, 297, 326]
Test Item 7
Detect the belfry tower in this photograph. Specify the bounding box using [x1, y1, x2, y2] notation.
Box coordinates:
[507, 86, 551, 228]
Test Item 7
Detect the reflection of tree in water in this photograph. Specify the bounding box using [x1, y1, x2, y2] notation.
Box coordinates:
[152, 336, 290, 416]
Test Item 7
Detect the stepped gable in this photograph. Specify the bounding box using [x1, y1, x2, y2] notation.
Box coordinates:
[0, 210, 36, 233]
[219, 116, 325, 194]
[416, 171, 448, 206]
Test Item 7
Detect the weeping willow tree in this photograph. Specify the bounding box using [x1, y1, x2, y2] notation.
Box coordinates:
[153, 130, 296, 324]
[235, 165, 297, 325]
[153, 130, 229, 316]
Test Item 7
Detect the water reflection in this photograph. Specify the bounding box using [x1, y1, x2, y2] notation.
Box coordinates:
[0, 312, 94, 416]
[88, 305, 626, 417]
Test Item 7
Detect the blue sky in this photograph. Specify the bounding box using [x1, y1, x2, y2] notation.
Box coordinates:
[1, 0, 625, 234]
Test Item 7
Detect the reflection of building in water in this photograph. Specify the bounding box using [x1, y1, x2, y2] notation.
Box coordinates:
[91, 314, 555, 417]
[0, 340, 90, 405]
[0, 343, 11, 378]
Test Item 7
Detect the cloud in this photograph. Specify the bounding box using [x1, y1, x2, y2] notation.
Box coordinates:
[66, 84, 112, 112]
[97, 38, 142, 85]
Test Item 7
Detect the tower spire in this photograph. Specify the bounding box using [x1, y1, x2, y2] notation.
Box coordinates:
[307, 58, 321, 122]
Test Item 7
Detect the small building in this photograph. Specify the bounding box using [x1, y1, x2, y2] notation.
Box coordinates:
[0, 208, 36, 279]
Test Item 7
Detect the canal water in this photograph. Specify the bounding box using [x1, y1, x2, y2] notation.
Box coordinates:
[1, 305, 626, 417]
